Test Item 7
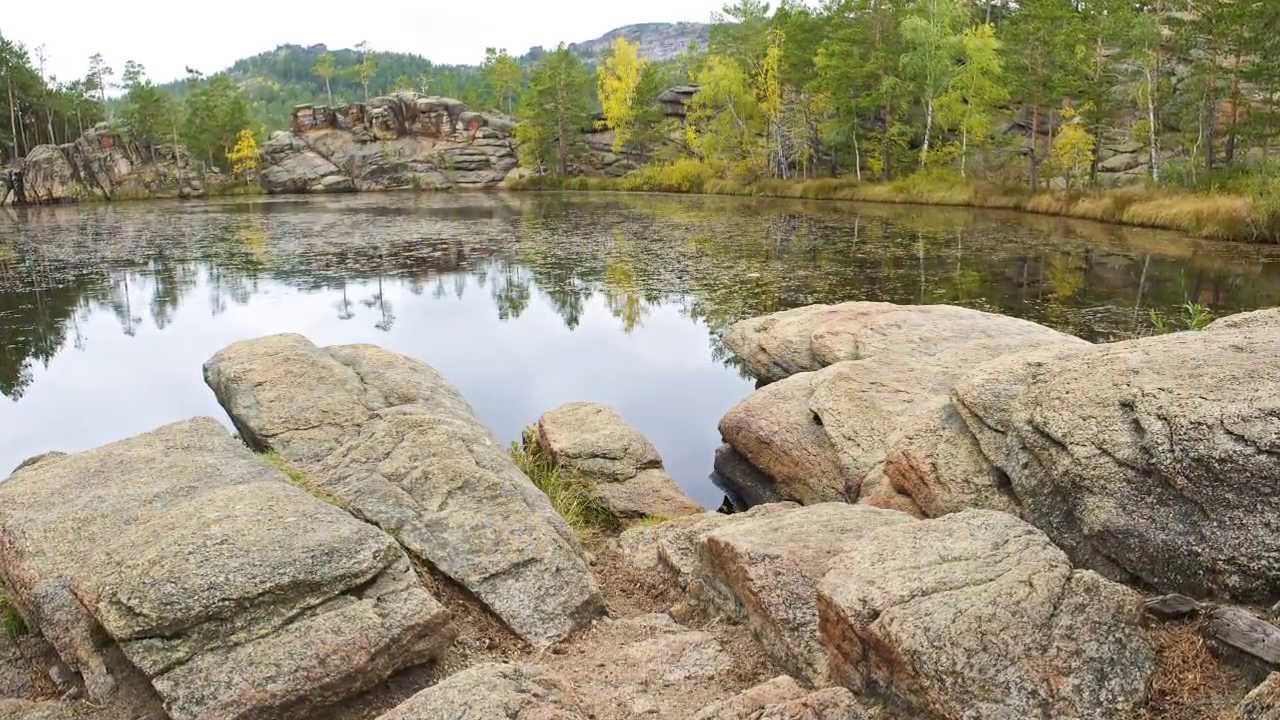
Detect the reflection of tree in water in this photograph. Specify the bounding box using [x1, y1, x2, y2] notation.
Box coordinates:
[4, 193, 1280, 400]
[363, 274, 396, 332]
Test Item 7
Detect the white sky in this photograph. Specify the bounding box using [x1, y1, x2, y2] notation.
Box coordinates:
[6, 0, 727, 86]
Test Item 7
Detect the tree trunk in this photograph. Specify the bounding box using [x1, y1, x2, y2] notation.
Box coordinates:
[1145, 61, 1160, 182]
[920, 96, 933, 169]
[960, 123, 968, 179]
[1028, 105, 1040, 191]
[852, 121, 862, 182]
[7, 78, 18, 162]
[325, 79, 333, 107]
[1225, 53, 1242, 167]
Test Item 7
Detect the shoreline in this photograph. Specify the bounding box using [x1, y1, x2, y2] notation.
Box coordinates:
[6, 175, 1276, 246]
[504, 173, 1279, 245]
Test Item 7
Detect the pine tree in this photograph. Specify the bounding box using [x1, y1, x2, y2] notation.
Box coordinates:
[515, 45, 592, 176]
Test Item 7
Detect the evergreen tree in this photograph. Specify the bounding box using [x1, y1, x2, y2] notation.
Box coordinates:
[515, 45, 592, 176]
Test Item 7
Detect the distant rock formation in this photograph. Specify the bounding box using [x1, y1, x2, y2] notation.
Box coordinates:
[19, 125, 211, 203]
[258, 93, 519, 194]
[565, 22, 711, 63]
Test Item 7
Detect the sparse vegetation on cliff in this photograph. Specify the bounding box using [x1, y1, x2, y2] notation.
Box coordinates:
[0, 592, 26, 638]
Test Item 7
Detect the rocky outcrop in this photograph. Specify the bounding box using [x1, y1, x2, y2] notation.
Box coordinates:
[817, 510, 1155, 719]
[717, 302, 1085, 504]
[0, 417, 453, 720]
[203, 334, 602, 647]
[697, 504, 913, 685]
[21, 126, 208, 203]
[565, 23, 710, 63]
[535, 402, 702, 519]
[259, 93, 519, 193]
[954, 314, 1280, 601]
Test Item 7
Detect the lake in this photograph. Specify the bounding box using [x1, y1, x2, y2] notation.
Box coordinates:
[3, 191, 1279, 507]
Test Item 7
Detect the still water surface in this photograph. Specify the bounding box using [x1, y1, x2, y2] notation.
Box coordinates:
[3, 192, 1279, 506]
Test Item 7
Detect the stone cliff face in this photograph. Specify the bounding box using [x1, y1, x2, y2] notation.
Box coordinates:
[258, 93, 519, 194]
[20, 125, 210, 203]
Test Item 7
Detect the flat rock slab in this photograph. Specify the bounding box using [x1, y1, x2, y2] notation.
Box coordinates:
[536, 402, 702, 519]
[699, 503, 914, 685]
[691, 675, 869, 720]
[204, 334, 601, 647]
[0, 418, 452, 720]
[724, 302, 1083, 385]
[955, 313, 1280, 600]
[817, 510, 1154, 720]
[374, 663, 586, 720]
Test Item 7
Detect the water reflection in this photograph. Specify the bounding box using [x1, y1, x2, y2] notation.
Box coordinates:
[2, 192, 1278, 504]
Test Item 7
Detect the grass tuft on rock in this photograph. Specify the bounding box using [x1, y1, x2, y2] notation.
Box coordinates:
[0, 592, 27, 638]
[510, 427, 618, 541]
[260, 451, 348, 509]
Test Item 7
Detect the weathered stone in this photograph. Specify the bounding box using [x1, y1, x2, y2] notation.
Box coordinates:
[22, 127, 206, 203]
[1144, 593, 1204, 619]
[204, 334, 602, 647]
[9, 451, 65, 475]
[718, 303, 1084, 505]
[0, 700, 79, 720]
[0, 418, 452, 720]
[723, 302, 1080, 385]
[691, 676, 869, 720]
[259, 132, 353, 194]
[616, 503, 798, 611]
[699, 503, 913, 685]
[536, 402, 701, 519]
[1236, 673, 1280, 720]
[374, 663, 586, 720]
[1099, 151, 1144, 173]
[712, 444, 784, 510]
[262, 93, 519, 193]
[818, 510, 1155, 720]
[957, 315, 1280, 600]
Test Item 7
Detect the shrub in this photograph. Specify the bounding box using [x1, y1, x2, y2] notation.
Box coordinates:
[620, 158, 717, 194]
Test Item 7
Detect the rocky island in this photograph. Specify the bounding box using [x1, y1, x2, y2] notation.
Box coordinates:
[2, 302, 1278, 720]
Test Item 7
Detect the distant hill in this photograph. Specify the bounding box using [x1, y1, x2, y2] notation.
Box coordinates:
[565, 22, 711, 62]
[156, 22, 710, 132]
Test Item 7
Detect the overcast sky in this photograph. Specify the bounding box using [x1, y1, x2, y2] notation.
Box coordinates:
[6, 0, 727, 87]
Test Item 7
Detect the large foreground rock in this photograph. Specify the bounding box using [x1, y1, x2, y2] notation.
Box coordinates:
[536, 402, 702, 519]
[818, 510, 1155, 719]
[954, 315, 1280, 601]
[698, 503, 913, 685]
[719, 304, 1085, 504]
[0, 418, 452, 720]
[204, 334, 602, 647]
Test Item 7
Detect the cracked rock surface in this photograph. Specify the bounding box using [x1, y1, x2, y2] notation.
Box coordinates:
[817, 510, 1155, 720]
[203, 334, 602, 647]
[0, 418, 452, 720]
[955, 314, 1280, 600]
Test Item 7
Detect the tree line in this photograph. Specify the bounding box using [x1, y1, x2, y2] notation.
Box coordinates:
[514, 0, 1280, 193]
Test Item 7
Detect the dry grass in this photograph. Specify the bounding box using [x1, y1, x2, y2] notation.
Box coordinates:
[510, 427, 619, 543]
[508, 170, 1274, 243]
[1133, 620, 1247, 720]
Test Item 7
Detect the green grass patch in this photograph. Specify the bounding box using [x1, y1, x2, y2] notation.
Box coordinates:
[1, 593, 27, 638]
[510, 427, 618, 542]
[260, 451, 348, 509]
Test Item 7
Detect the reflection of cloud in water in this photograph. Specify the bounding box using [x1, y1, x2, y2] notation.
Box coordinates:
[3, 192, 1280, 501]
